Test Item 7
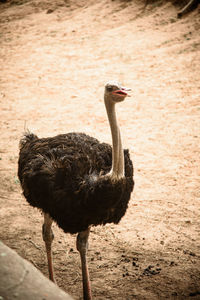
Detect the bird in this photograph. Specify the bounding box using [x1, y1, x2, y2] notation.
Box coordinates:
[18, 81, 134, 300]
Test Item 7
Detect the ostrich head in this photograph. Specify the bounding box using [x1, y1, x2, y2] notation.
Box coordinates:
[104, 81, 131, 103]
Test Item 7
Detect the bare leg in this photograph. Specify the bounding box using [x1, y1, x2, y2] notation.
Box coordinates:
[76, 228, 92, 300]
[42, 213, 56, 283]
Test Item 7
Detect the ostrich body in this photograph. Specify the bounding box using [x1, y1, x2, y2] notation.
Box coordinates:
[18, 81, 134, 300]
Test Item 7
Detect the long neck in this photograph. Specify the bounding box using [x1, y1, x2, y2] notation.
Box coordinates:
[104, 97, 124, 180]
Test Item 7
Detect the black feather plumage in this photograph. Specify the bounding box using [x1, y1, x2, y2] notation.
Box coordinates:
[18, 132, 134, 234]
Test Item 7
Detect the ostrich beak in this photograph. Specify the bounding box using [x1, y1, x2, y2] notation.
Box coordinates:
[112, 86, 131, 97]
[121, 86, 131, 97]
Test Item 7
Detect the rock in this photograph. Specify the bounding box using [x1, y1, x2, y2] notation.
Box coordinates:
[0, 241, 73, 300]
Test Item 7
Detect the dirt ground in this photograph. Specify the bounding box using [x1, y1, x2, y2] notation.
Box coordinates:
[0, 0, 200, 299]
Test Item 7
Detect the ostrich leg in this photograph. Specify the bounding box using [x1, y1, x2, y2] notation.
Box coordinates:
[76, 228, 92, 300]
[42, 213, 56, 283]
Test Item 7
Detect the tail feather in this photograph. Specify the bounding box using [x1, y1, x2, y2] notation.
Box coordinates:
[19, 131, 38, 149]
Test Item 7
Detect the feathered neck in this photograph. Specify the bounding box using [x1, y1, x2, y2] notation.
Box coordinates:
[104, 96, 124, 180]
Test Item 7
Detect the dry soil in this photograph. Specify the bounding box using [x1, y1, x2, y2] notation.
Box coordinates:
[0, 1, 200, 299]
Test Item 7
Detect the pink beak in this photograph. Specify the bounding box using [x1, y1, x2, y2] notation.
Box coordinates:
[112, 86, 131, 97]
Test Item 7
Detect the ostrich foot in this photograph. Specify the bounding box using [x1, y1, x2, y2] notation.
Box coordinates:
[42, 213, 56, 284]
[76, 228, 92, 300]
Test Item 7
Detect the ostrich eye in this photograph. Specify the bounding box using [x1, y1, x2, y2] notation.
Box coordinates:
[106, 86, 113, 92]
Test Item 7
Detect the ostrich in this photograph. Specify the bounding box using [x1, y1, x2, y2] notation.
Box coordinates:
[18, 81, 134, 300]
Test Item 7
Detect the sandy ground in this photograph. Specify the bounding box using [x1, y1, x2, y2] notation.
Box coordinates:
[0, 0, 200, 299]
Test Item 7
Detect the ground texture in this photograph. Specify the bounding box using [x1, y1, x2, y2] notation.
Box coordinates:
[0, 0, 200, 299]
